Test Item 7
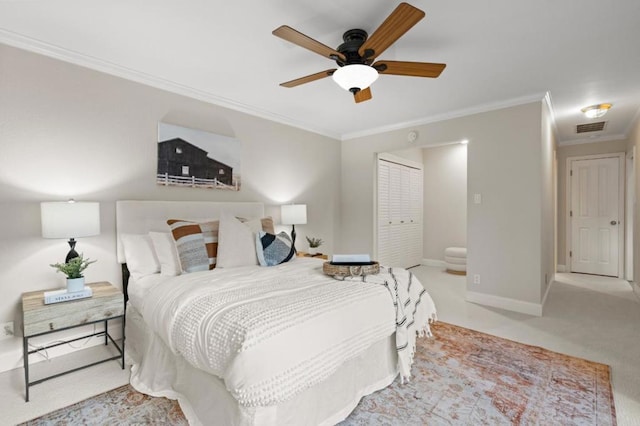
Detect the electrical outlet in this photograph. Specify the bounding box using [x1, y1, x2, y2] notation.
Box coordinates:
[473, 274, 481, 285]
[1, 321, 14, 340]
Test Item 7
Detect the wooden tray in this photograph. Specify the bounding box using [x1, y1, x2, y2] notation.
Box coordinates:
[323, 261, 380, 278]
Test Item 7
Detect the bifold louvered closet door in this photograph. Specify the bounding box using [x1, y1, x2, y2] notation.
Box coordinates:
[377, 158, 423, 268]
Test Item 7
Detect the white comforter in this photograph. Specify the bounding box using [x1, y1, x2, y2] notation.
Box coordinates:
[140, 258, 434, 407]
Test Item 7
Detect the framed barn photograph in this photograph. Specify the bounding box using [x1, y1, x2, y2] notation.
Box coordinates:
[157, 122, 241, 190]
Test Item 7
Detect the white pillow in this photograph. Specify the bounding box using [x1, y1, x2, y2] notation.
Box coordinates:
[149, 231, 182, 276]
[121, 234, 160, 280]
[216, 215, 261, 268]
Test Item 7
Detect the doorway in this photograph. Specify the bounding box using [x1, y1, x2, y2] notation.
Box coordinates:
[566, 153, 625, 277]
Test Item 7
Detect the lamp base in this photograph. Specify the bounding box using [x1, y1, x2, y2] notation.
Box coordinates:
[290, 225, 298, 254]
[65, 238, 79, 263]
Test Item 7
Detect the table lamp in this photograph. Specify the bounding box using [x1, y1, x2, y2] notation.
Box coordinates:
[41, 200, 100, 262]
[281, 204, 307, 245]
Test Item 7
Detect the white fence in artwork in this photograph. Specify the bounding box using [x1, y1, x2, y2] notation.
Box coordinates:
[156, 173, 238, 190]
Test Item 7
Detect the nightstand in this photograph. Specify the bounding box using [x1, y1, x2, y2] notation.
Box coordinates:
[297, 252, 329, 260]
[21, 281, 125, 402]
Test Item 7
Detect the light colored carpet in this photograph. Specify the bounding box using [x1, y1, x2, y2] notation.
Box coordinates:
[22, 322, 615, 425]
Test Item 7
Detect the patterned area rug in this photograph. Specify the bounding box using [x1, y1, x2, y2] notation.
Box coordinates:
[343, 322, 616, 425]
[22, 322, 615, 425]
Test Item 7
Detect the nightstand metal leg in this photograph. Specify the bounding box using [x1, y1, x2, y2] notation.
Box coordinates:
[121, 316, 125, 369]
[104, 320, 108, 345]
[23, 336, 29, 402]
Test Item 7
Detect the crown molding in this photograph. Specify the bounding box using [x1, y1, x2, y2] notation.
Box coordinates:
[8, 29, 624, 146]
[0, 29, 341, 140]
[341, 92, 548, 141]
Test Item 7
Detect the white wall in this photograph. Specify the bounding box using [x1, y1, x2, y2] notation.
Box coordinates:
[341, 100, 550, 314]
[627, 114, 640, 292]
[540, 98, 556, 301]
[0, 44, 341, 371]
[388, 147, 424, 164]
[422, 144, 467, 261]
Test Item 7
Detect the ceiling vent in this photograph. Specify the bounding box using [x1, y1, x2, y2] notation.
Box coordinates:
[576, 121, 606, 133]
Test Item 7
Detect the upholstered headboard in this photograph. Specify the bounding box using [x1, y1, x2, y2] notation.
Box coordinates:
[115, 200, 265, 264]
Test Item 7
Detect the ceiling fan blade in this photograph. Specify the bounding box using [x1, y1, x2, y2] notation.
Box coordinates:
[354, 87, 372, 103]
[375, 60, 446, 78]
[280, 69, 336, 88]
[273, 25, 346, 62]
[358, 3, 425, 60]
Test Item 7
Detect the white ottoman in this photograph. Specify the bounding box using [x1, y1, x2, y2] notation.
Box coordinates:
[444, 247, 467, 275]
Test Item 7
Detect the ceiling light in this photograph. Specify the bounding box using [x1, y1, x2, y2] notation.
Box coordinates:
[332, 64, 379, 93]
[581, 103, 612, 119]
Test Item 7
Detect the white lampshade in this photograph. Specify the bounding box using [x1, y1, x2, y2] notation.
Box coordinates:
[332, 64, 379, 92]
[281, 204, 307, 225]
[41, 201, 100, 239]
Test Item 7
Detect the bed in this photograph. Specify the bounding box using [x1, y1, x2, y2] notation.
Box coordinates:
[116, 200, 436, 425]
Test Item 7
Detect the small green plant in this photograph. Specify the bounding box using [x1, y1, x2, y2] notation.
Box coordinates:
[50, 255, 97, 279]
[306, 236, 323, 248]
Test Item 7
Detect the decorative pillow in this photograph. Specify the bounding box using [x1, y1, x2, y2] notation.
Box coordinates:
[149, 232, 182, 276]
[167, 220, 220, 273]
[238, 216, 275, 235]
[121, 233, 160, 280]
[256, 231, 296, 266]
[216, 215, 262, 268]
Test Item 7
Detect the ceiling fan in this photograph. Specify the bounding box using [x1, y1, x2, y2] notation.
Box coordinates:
[272, 2, 446, 103]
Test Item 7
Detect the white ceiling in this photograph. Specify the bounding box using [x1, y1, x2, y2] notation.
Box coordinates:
[1, 0, 639, 143]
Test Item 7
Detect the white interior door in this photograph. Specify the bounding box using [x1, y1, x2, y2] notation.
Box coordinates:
[570, 157, 620, 276]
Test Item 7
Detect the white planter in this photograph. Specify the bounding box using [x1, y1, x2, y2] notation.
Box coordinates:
[308, 247, 317, 255]
[66, 277, 85, 293]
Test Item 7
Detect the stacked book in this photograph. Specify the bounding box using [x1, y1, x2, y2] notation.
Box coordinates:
[331, 254, 375, 265]
[44, 287, 93, 304]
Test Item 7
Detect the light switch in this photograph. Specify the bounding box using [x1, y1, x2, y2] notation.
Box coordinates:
[474, 193, 482, 204]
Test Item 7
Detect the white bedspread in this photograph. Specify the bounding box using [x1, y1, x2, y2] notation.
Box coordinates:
[140, 258, 435, 408]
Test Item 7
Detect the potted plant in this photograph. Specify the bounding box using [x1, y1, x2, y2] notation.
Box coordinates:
[305, 236, 323, 255]
[50, 255, 97, 292]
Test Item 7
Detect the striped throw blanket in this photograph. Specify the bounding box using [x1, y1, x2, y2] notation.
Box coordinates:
[342, 266, 437, 382]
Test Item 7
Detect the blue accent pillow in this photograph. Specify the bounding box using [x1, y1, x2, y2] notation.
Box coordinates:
[256, 231, 295, 266]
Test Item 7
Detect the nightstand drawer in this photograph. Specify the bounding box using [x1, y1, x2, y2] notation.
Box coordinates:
[22, 282, 124, 337]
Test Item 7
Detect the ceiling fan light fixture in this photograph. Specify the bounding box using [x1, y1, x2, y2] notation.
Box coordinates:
[332, 64, 379, 92]
[581, 103, 612, 119]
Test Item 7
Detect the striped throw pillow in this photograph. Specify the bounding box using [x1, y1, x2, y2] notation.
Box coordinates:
[167, 220, 219, 273]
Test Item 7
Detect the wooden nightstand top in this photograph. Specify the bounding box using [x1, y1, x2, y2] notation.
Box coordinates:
[297, 252, 329, 260]
[22, 281, 124, 337]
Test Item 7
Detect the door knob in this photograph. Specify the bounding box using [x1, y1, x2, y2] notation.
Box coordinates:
[610, 220, 618, 225]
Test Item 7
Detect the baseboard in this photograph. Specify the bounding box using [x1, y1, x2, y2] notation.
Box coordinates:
[422, 259, 445, 267]
[557, 264, 566, 272]
[0, 338, 23, 373]
[466, 291, 543, 317]
[632, 281, 640, 303]
[0, 320, 123, 374]
[540, 276, 555, 314]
